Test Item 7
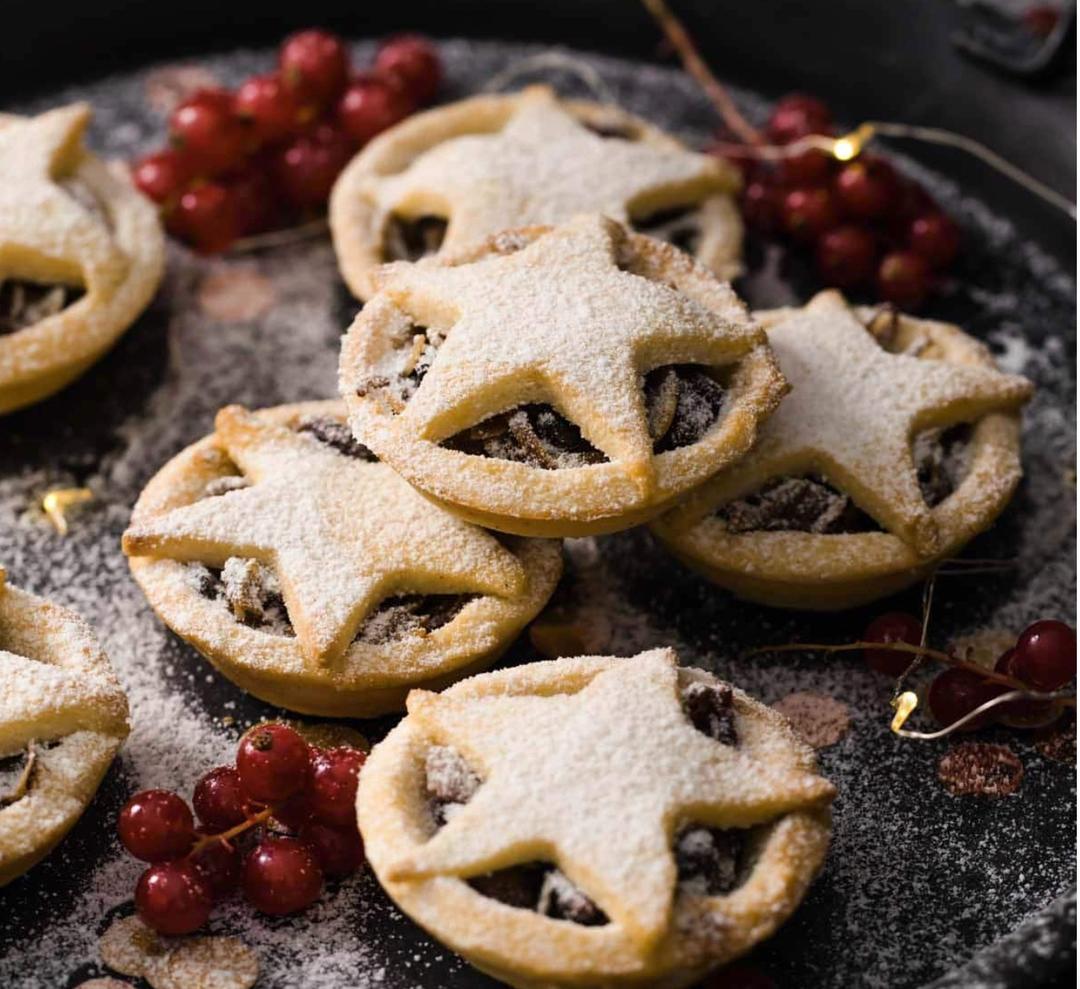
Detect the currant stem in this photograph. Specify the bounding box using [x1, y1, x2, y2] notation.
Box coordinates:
[190, 805, 274, 855]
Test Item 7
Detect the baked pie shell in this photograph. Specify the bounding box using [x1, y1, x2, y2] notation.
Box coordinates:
[650, 308, 1025, 610]
[125, 402, 563, 717]
[0, 112, 165, 415]
[0, 577, 129, 886]
[329, 88, 743, 301]
[340, 228, 786, 538]
[357, 657, 831, 989]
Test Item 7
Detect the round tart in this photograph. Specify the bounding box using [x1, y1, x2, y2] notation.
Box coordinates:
[0, 103, 165, 415]
[339, 214, 786, 537]
[0, 565, 130, 886]
[329, 85, 743, 300]
[357, 647, 834, 989]
[651, 291, 1035, 610]
[122, 401, 562, 717]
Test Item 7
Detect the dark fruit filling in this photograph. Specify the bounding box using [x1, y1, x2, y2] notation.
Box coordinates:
[0, 748, 36, 806]
[353, 594, 472, 645]
[631, 204, 703, 255]
[683, 681, 738, 746]
[0, 280, 85, 336]
[440, 365, 727, 469]
[297, 415, 377, 461]
[581, 121, 638, 141]
[383, 214, 448, 262]
[915, 423, 973, 507]
[675, 826, 742, 896]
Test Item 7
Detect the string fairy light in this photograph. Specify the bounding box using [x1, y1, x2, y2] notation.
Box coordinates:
[641, 0, 1077, 220]
[41, 487, 93, 535]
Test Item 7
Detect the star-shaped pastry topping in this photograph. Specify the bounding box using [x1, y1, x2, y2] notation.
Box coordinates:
[122, 406, 527, 668]
[732, 291, 1033, 554]
[377, 214, 763, 491]
[0, 104, 126, 293]
[367, 86, 732, 257]
[388, 648, 834, 952]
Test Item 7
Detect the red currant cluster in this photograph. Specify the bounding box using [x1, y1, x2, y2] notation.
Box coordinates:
[724, 94, 960, 310]
[863, 614, 1076, 730]
[131, 30, 441, 254]
[117, 723, 366, 936]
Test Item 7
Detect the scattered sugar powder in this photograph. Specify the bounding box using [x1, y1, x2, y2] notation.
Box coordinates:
[0, 38, 1074, 989]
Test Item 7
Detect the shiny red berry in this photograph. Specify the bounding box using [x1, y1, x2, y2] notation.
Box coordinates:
[272, 123, 353, 209]
[191, 833, 242, 901]
[908, 212, 960, 270]
[236, 723, 311, 803]
[309, 747, 366, 828]
[1012, 620, 1076, 691]
[300, 821, 365, 877]
[781, 186, 838, 242]
[741, 179, 781, 233]
[993, 648, 1063, 729]
[338, 74, 414, 147]
[779, 146, 833, 187]
[169, 90, 247, 175]
[173, 183, 239, 254]
[834, 157, 897, 219]
[243, 837, 324, 915]
[131, 149, 192, 206]
[767, 93, 832, 145]
[876, 250, 931, 309]
[227, 165, 280, 237]
[862, 612, 922, 677]
[928, 668, 1005, 731]
[279, 29, 349, 104]
[193, 766, 248, 831]
[118, 789, 195, 862]
[374, 34, 442, 105]
[234, 72, 303, 145]
[135, 860, 213, 935]
[815, 224, 878, 288]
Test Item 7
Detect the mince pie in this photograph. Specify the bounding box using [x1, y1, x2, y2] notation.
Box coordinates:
[0, 104, 165, 414]
[0, 565, 130, 886]
[357, 647, 834, 989]
[329, 85, 743, 300]
[339, 214, 785, 537]
[652, 291, 1034, 609]
[122, 401, 562, 717]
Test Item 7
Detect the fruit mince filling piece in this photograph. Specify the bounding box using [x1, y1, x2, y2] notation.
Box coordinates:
[682, 681, 738, 746]
[296, 415, 378, 461]
[675, 825, 743, 896]
[383, 214, 448, 262]
[0, 280, 85, 336]
[353, 594, 472, 645]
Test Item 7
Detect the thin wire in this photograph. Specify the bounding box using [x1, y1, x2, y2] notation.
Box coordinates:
[482, 52, 616, 104]
[895, 687, 1075, 739]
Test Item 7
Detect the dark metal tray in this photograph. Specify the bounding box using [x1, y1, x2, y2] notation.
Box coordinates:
[0, 39, 1075, 989]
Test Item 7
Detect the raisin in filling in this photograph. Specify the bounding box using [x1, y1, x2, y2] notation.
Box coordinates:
[915, 423, 973, 507]
[0, 280, 85, 336]
[187, 559, 294, 636]
[297, 415, 377, 461]
[383, 215, 448, 262]
[631, 204, 703, 255]
[683, 681, 738, 746]
[440, 365, 726, 469]
[354, 594, 472, 645]
[719, 475, 880, 535]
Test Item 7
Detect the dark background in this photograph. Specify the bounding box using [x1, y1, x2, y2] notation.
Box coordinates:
[2, 0, 1076, 259]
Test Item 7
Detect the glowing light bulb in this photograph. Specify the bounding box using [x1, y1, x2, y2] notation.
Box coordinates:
[890, 691, 919, 733]
[42, 487, 93, 535]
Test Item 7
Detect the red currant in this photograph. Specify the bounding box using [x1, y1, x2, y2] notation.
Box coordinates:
[741, 179, 781, 234]
[778, 146, 833, 187]
[309, 747, 366, 828]
[273, 790, 315, 832]
[781, 186, 838, 242]
[173, 183, 240, 254]
[236, 723, 311, 803]
[169, 89, 248, 176]
[118, 789, 195, 862]
[272, 123, 353, 210]
[227, 165, 280, 237]
[131, 149, 192, 206]
[890, 179, 937, 223]
[928, 668, 1005, 731]
[908, 212, 960, 270]
[243, 837, 324, 915]
[815, 224, 878, 288]
[299, 821, 365, 877]
[1012, 620, 1076, 691]
[193, 766, 248, 831]
[191, 833, 242, 901]
[1023, 5, 1061, 37]
[876, 250, 931, 309]
[234, 72, 303, 145]
[374, 34, 442, 106]
[279, 29, 349, 105]
[993, 648, 1063, 729]
[862, 612, 922, 677]
[338, 74, 414, 147]
[767, 93, 831, 145]
[135, 860, 213, 935]
[834, 157, 897, 219]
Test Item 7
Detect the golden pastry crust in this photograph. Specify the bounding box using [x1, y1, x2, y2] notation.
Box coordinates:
[651, 293, 1033, 610]
[0, 104, 165, 415]
[329, 85, 743, 301]
[123, 401, 562, 717]
[340, 215, 786, 537]
[357, 649, 833, 989]
[0, 566, 130, 886]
